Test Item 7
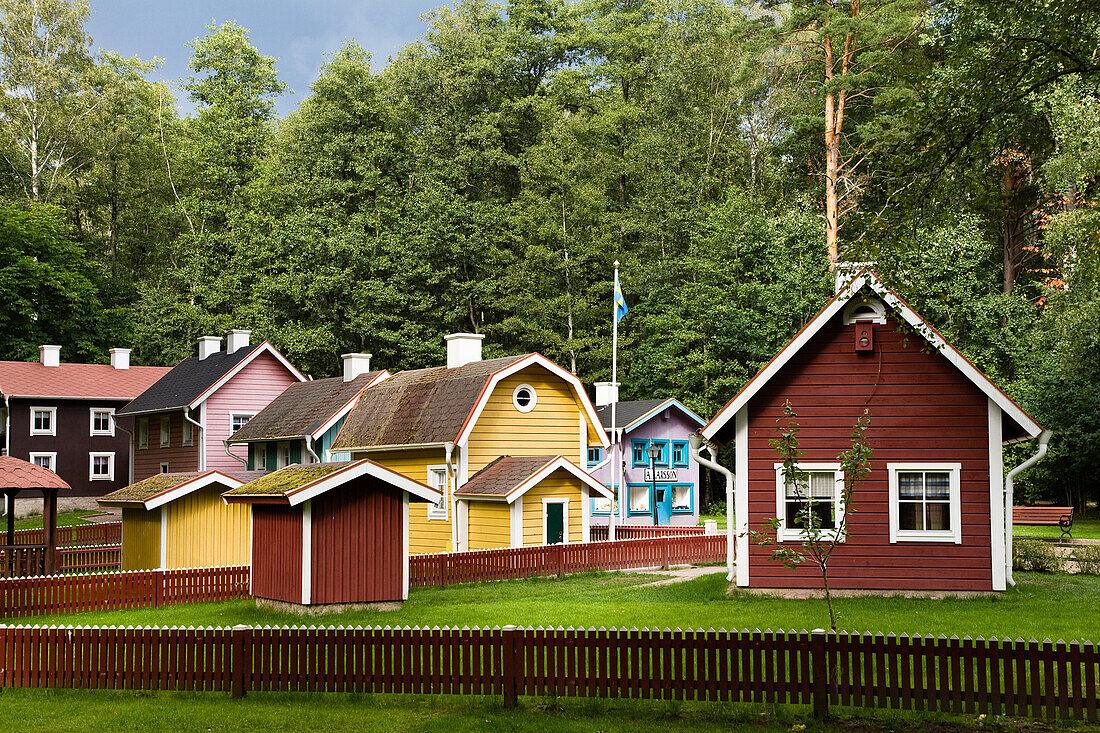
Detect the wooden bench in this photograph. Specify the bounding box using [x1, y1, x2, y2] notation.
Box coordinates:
[1013, 506, 1075, 539]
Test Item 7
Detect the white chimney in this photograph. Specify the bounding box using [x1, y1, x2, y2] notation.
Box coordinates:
[594, 381, 619, 407]
[342, 353, 372, 382]
[444, 333, 484, 369]
[226, 329, 251, 354]
[197, 336, 222, 360]
[109, 348, 131, 370]
[39, 345, 61, 367]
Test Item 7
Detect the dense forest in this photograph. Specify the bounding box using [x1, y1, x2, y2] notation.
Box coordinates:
[1, 0, 1098, 508]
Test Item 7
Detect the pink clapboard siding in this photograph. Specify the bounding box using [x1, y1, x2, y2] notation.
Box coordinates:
[204, 351, 302, 473]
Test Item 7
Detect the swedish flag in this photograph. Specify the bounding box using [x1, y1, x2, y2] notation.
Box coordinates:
[614, 270, 628, 323]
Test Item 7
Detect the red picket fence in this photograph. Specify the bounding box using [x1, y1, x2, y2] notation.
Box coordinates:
[0, 625, 1096, 721]
[59, 545, 122, 574]
[409, 534, 726, 588]
[13, 522, 121, 547]
[589, 524, 707, 542]
[0, 566, 250, 619]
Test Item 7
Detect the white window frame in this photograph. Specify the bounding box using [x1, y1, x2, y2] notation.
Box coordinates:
[29, 452, 57, 472]
[774, 462, 846, 543]
[842, 296, 887, 325]
[276, 441, 291, 470]
[159, 415, 171, 447]
[254, 442, 267, 470]
[229, 412, 255, 435]
[542, 497, 570, 545]
[89, 407, 115, 437]
[511, 383, 537, 413]
[426, 465, 449, 520]
[89, 452, 115, 481]
[30, 406, 57, 436]
[182, 419, 193, 447]
[159, 462, 170, 474]
[137, 418, 149, 449]
[888, 463, 962, 544]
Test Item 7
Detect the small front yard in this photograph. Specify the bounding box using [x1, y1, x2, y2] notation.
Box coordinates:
[9, 570, 1099, 644]
[13, 508, 101, 530]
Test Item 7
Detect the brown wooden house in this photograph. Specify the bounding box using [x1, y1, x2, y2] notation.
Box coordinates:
[222, 459, 441, 607]
[701, 271, 1044, 593]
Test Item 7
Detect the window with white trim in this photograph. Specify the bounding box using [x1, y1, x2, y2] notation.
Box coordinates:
[774, 463, 845, 542]
[160, 415, 171, 447]
[512, 383, 537, 413]
[89, 452, 115, 481]
[426, 465, 448, 520]
[29, 452, 56, 472]
[137, 418, 148, 449]
[30, 407, 56, 436]
[160, 462, 170, 474]
[182, 419, 193, 447]
[90, 408, 114, 436]
[276, 441, 291, 469]
[230, 413, 254, 433]
[254, 443, 267, 470]
[888, 463, 962, 544]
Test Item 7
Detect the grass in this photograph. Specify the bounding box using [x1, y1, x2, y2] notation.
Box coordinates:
[1014, 519, 1100, 541]
[11, 570, 1099, 644]
[13, 509, 101, 531]
[698, 513, 727, 529]
[1, 689, 1093, 733]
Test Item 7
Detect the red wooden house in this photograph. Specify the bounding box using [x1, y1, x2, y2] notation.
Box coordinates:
[222, 459, 441, 607]
[701, 271, 1044, 593]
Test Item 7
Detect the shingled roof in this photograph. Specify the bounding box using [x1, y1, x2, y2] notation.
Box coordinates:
[454, 455, 615, 502]
[0, 361, 169, 401]
[331, 355, 527, 450]
[228, 371, 384, 442]
[0, 456, 70, 491]
[594, 398, 706, 432]
[118, 342, 302, 416]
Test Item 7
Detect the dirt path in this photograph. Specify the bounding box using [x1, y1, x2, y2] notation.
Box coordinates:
[636, 565, 729, 586]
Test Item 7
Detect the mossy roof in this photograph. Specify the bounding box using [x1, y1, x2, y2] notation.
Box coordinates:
[228, 372, 381, 442]
[98, 472, 205, 506]
[221, 462, 357, 498]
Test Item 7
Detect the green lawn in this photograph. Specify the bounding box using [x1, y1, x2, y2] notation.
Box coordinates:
[10, 570, 1099, 644]
[14, 508, 101, 530]
[0, 688, 1074, 733]
[1014, 518, 1100, 541]
[698, 513, 726, 529]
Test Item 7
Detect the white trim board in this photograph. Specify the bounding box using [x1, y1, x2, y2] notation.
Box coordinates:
[455, 456, 616, 504]
[189, 341, 308, 409]
[702, 271, 1043, 444]
[542, 497, 569, 545]
[281, 458, 442, 507]
[311, 371, 391, 439]
[886, 462, 963, 545]
[143, 470, 246, 510]
[615, 398, 707, 435]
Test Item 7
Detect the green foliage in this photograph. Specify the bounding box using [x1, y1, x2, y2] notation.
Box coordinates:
[1074, 545, 1100, 576]
[1013, 539, 1060, 573]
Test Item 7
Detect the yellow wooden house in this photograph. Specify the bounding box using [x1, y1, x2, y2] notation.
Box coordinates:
[330, 334, 610, 553]
[98, 470, 256, 570]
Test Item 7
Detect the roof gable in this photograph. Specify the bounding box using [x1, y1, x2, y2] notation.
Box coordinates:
[118, 342, 305, 416]
[221, 458, 441, 506]
[228, 371, 388, 442]
[701, 271, 1042, 445]
[0, 361, 170, 401]
[594, 398, 706, 433]
[97, 469, 255, 509]
[454, 454, 614, 503]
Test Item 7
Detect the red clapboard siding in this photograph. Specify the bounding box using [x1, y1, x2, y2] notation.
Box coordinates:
[251, 505, 302, 604]
[310, 477, 404, 604]
[132, 410, 200, 482]
[746, 312, 994, 591]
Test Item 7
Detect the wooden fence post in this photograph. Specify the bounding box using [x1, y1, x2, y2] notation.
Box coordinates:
[439, 554, 447, 587]
[557, 543, 566, 577]
[502, 625, 519, 708]
[812, 628, 829, 718]
[232, 624, 252, 698]
[663, 537, 671, 570]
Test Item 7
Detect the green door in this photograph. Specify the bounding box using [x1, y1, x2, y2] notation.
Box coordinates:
[545, 502, 564, 545]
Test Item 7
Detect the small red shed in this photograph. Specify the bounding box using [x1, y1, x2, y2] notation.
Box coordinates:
[222, 459, 441, 607]
[702, 271, 1045, 593]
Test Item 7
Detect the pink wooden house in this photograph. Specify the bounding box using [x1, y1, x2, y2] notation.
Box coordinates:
[116, 331, 305, 482]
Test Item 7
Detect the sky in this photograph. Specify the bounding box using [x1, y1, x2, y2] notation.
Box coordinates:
[84, 0, 445, 117]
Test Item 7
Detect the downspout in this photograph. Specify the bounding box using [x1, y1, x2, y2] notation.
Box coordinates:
[304, 434, 321, 464]
[223, 439, 248, 468]
[1005, 429, 1053, 586]
[444, 441, 457, 551]
[183, 408, 204, 471]
[689, 433, 735, 582]
[111, 414, 136, 486]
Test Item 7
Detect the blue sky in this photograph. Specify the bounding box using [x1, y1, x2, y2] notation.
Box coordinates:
[85, 1, 445, 117]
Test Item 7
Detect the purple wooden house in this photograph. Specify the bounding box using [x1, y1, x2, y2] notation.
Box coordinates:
[587, 384, 706, 527]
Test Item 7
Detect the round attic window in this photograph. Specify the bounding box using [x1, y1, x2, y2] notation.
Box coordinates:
[512, 383, 537, 413]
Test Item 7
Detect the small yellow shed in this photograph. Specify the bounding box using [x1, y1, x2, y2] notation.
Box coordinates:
[98, 470, 257, 570]
[454, 455, 615, 550]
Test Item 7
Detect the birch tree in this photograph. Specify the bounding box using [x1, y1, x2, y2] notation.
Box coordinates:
[0, 0, 95, 200]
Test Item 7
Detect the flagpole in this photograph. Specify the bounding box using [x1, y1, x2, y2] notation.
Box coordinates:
[610, 261, 619, 541]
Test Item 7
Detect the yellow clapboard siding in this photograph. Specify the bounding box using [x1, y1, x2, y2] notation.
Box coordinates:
[164, 485, 251, 569]
[358, 448, 452, 555]
[121, 508, 160, 570]
[466, 365, 588, 474]
[520, 472, 584, 546]
[466, 501, 511, 550]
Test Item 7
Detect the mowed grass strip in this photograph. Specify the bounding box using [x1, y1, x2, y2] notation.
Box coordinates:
[1, 688, 1093, 733]
[8, 570, 1098, 643]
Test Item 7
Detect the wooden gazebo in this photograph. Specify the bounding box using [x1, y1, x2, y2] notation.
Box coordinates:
[1, 456, 70, 577]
